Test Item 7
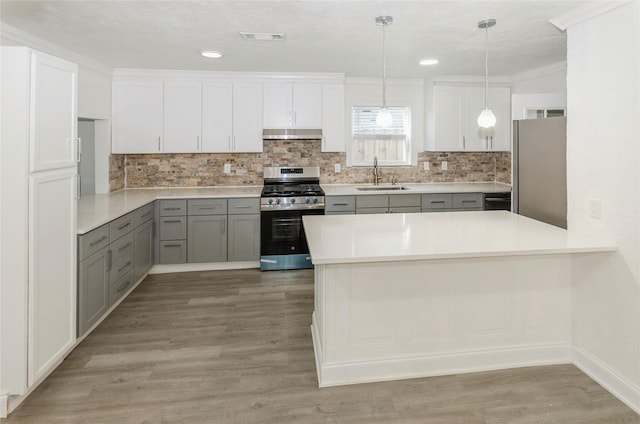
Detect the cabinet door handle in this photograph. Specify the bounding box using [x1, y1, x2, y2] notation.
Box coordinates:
[228, 136, 231, 151]
[116, 222, 131, 231]
[462, 135, 466, 149]
[106, 250, 113, 271]
[89, 235, 108, 246]
[164, 243, 182, 248]
[76, 174, 81, 200]
[233, 136, 236, 151]
[75, 137, 82, 162]
[197, 135, 201, 150]
[157, 136, 161, 151]
[222, 220, 226, 235]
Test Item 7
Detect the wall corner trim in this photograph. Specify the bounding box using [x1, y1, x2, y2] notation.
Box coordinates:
[549, 1, 632, 31]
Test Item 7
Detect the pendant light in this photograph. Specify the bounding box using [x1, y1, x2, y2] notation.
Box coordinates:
[477, 18, 496, 128]
[375, 16, 393, 128]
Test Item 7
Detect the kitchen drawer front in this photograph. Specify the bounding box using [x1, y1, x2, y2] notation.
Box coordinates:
[187, 198, 227, 215]
[109, 246, 134, 285]
[133, 202, 154, 226]
[389, 194, 421, 208]
[110, 212, 134, 241]
[389, 206, 421, 214]
[159, 240, 187, 264]
[159, 216, 187, 240]
[109, 270, 135, 307]
[422, 193, 453, 211]
[356, 207, 388, 215]
[228, 198, 260, 215]
[452, 192, 483, 210]
[110, 231, 134, 263]
[79, 224, 110, 260]
[159, 199, 187, 216]
[356, 195, 388, 209]
[325, 196, 356, 213]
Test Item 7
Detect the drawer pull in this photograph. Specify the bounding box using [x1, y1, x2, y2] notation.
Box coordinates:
[234, 205, 252, 209]
[163, 207, 181, 211]
[118, 242, 133, 252]
[116, 279, 131, 294]
[141, 211, 152, 218]
[195, 206, 216, 210]
[164, 243, 182, 248]
[461, 200, 477, 203]
[116, 222, 131, 231]
[430, 200, 446, 204]
[117, 261, 132, 273]
[163, 219, 182, 223]
[89, 235, 108, 246]
[332, 203, 349, 206]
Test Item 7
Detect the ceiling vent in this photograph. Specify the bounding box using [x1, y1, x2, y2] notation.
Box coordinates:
[240, 32, 286, 41]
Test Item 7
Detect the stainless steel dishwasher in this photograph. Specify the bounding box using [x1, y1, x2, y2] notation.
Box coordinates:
[483, 192, 512, 211]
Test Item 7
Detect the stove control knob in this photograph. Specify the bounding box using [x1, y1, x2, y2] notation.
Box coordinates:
[313, 197, 318, 204]
[305, 197, 310, 204]
[268, 198, 273, 205]
[276, 198, 281, 205]
[291, 198, 296, 204]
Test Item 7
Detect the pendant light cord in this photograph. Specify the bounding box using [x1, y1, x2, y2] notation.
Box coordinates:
[382, 19, 387, 109]
[484, 24, 489, 109]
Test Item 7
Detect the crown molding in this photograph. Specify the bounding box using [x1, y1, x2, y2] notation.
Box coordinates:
[112, 68, 345, 83]
[511, 61, 567, 84]
[345, 77, 424, 86]
[0, 22, 112, 75]
[549, 1, 632, 31]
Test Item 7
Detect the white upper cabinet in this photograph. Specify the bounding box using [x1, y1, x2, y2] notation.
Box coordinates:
[429, 84, 511, 152]
[30, 51, 78, 172]
[321, 84, 345, 152]
[202, 82, 263, 153]
[164, 82, 202, 153]
[112, 81, 163, 154]
[263, 82, 322, 128]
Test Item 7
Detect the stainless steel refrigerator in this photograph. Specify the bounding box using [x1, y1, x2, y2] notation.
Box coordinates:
[513, 116, 567, 229]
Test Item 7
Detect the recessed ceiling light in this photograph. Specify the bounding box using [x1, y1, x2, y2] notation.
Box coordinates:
[200, 50, 223, 59]
[240, 32, 286, 41]
[419, 58, 439, 66]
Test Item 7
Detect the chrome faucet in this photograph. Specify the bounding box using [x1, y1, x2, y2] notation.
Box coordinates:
[373, 156, 380, 185]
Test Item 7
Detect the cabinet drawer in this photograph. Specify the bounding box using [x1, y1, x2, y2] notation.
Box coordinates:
[133, 202, 154, 227]
[79, 224, 110, 260]
[422, 193, 453, 211]
[356, 195, 388, 209]
[109, 270, 135, 307]
[325, 196, 355, 213]
[110, 231, 134, 263]
[356, 207, 388, 215]
[109, 247, 134, 285]
[159, 240, 187, 264]
[389, 194, 421, 208]
[389, 206, 421, 214]
[228, 198, 260, 215]
[159, 216, 187, 240]
[110, 212, 134, 241]
[159, 199, 187, 216]
[453, 192, 483, 210]
[188, 198, 227, 215]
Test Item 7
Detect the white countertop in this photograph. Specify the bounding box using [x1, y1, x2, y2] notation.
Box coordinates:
[321, 182, 511, 196]
[303, 211, 616, 265]
[77, 187, 261, 234]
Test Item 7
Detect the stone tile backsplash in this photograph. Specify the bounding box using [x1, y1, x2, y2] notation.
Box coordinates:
[110, 140, 511, 190]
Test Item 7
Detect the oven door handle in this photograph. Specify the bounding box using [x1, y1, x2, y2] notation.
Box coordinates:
[260, 258, 278, 264]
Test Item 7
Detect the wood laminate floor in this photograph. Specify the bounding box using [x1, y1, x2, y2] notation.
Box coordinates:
[3, 269, 639, 424]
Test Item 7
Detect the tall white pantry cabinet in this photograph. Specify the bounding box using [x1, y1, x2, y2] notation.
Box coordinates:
[1, 47, 78, 413]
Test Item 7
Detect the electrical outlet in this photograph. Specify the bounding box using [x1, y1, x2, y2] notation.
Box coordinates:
[423, 162, 430, 171]
[588, 199, 602, 219]
[441, 161, 448, 171]
[223, 163, 231, 174]
[334, 163, 341, 173]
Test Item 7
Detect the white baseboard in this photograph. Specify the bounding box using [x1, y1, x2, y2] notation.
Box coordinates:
[149, 261, 259, 274]
[572, 346, 640, 414]
[313, 341, 573, 387]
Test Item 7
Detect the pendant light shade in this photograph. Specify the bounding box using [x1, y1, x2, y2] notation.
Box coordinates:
[376, 16, 393, 128]
[477, 18, 496, 129]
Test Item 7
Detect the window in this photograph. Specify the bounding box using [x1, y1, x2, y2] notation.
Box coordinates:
[351, 105, 411, 166]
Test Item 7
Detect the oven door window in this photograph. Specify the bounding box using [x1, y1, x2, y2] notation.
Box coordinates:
[261, 209, 323, 255]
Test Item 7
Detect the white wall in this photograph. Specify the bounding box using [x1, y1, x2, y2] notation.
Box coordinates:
[344, 78, 424, 166]
[511, 63, 567, 120]
[565, 1, 640, 411]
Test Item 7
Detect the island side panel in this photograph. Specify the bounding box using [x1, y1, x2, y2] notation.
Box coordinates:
[312, 254, 572, 387]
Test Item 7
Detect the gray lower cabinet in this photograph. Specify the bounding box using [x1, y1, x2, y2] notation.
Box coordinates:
[77, 246, 109, 336]
[228, 214, 260, 261]
[421, 192, 483, 212]
[188, 215, 227, 263]
[452, 192, 483, 211]
[355, 194, 420, 214]
[325, 196, 356, 215]
[134, 219, 153, 281]
[158, 199, 187, 264]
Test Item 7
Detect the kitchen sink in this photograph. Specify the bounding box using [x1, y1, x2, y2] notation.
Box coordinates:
[356, 186, 409, 191]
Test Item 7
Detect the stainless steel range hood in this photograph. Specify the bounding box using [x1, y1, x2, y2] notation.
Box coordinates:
[262, 128, 323, 140]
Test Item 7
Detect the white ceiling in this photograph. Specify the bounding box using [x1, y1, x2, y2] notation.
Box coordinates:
[0, 1, 590, 78]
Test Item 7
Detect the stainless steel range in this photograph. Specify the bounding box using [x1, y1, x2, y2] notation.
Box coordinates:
[260, 166, 325, 271]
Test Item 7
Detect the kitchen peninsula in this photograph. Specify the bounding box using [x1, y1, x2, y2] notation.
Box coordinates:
[303, 211, 616, 387]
